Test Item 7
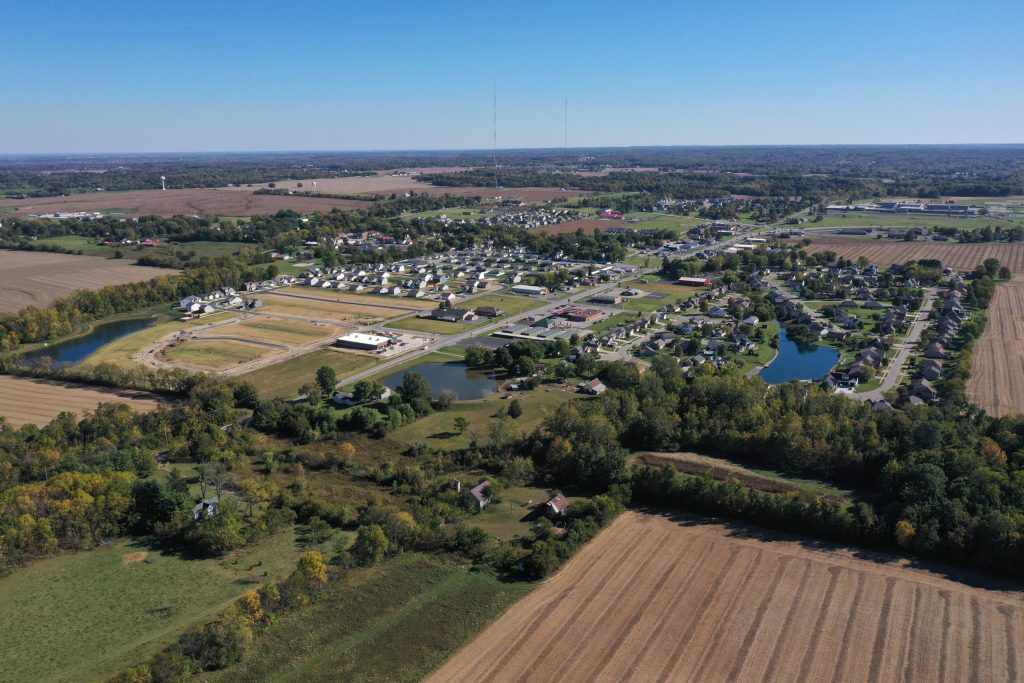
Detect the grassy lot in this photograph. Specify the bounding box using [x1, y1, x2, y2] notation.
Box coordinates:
[588, 311, 642, 333]
[471, 485, 562, 541]
[198, 554, 532, 683]
[83, 313, 239, 367]
[0, 529, 332, 683]
[32, 236, 253, 260]
[163, 339, 270, 370]
[622, 213, 706, 232]
[282, 285, 437, 310]
[625, 279, 704, 297]
[387, 387, 578, 451]
[242, 349, 381, 397]
[386, 316, 480, 335]
[463, 292, 548, 317]
[237, 318, 340, 345]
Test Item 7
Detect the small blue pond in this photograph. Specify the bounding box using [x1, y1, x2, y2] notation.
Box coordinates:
[758, 328, 840, 385]
[381, 362, 498, 400]
[19, 317, 156, 369]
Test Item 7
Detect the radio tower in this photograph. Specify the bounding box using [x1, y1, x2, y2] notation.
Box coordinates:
[564, 96, 569, 167]
[493, 80, 499, 198]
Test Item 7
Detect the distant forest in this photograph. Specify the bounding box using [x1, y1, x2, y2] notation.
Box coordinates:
[2, 145, 1023, 199]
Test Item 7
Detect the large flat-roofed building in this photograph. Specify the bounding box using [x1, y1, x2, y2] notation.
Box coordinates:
[335, 332, 392, 351]
[511, 284, 549, 296]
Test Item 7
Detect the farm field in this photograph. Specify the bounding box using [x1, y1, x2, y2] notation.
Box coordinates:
[233, 174, 589, 201]
[967, 280, 1024, 416]
[241, 348, 381, 397]
[33, 236, 252, 259]
[0, 376, 166, 427]
[0, 529, 330, 683]
[430, 511, 1024, 683]
[793, 213, 1021, 231]
[198, 553, 531, 683]
[162, 338, 272, 371]
[792, 236, 1024, 273]
[0, 250, 174, 313]
[532, 217, 628, 234]
[0, 188, 372, 217]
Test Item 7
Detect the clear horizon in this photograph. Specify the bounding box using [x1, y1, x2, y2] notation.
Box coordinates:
[3, 0, 1022, 154]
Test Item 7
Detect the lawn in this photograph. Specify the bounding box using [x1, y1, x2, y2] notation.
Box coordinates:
[470, 485, 569, 541]
[242, 348, 381, 397]
[386, 316, 480, 335]
[237, 318, 339, 345]
[729, 320, 781, 374]
[625, 279, 704, 297]
[588, 312, 642, 333]
[0, 529, 330, 683]
[463, 293, 548, 317]
[198, 554, 532, 683]
[163, 339, 270, 370]
[386, 387, 578, 451]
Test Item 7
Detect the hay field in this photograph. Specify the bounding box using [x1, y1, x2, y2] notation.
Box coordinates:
[0, 376, 166, 427]
[0, 189, 371, 217]
[0, 250, 173, 313]
[240, 348, 380, 397]
[967, 280, 1024, 416]
[430, 511, 1024, 683]
[793, 236, 1024, 273]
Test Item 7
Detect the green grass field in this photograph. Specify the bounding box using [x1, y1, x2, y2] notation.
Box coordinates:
[386, 316, 480, 335]
[164, 339, 270, 370]
[470, 485, 563, 541]
[464, 293, 548, 317]
[242, 349, 381, 397]
[237, 318, 339, 345]
[198, 554, 531, 683]
[387, 388, 578, 451]
[82, 313, 238, 367]
[32, 236, 252, 260]
[0, 529, 327, 683]
[587, 311, 642, 333]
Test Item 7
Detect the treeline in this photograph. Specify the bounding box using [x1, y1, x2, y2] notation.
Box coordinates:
[514, 355, 1024, 579]
[0, 259, 278, 349]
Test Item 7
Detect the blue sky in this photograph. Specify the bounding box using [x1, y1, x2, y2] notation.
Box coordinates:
[2, 0, 1021, 152]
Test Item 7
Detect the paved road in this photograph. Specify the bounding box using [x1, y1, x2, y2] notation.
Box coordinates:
[848, 289, 936, 402]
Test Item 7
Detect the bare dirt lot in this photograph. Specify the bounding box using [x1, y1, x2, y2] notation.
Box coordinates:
[967, 280, 1024, 417]
[235, 175, 590, 201]
[0, 376, 166, 427]
[530, 217, 628, 234]
[0, 250, 174, 313]
[0, 188, 372, 217]
[791, 236, 1024, 273]
[430, 511, 1024, 683]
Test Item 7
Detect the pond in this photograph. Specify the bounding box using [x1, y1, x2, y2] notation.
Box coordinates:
[758, 327, 840, 385]
[19, 317, 157, 369]
[381, 362, 498, 400]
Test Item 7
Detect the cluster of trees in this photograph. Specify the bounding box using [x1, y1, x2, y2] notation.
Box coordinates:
[465, 339, 569, 377]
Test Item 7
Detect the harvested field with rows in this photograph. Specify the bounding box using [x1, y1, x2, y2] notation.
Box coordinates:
[967, 280, 1024, 417]
[429, 511, 1024, 683]
[0, 376, 166, 427]
[0, 250, 174, 313]
[0, 188, 372, 217]
[238, 175, 590, 201]
[791, 236, 1024, 273]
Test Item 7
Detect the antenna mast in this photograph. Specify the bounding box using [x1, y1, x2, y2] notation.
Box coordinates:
[564, 96, 568, 166]
[493, 79, 498, 197]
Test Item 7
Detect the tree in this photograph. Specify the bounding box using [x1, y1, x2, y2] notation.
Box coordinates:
[508, 398, 523, 419]
[999, 265, 1012, 281]
[352, 379, 387, 404]
[399, 372, 432, 416]
[315, 366, 337, 398]
[300, 382, 321, 406]
[297, 549, 328, 587]
[453, 416, 469, 434]
[351, 524, 389, 565]
[307, 516, 332, 543]
[437, 390, 457, 409]
[512, 356, 536, 376]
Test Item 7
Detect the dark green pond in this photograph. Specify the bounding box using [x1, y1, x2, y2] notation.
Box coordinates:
[382, 362, 498, 400]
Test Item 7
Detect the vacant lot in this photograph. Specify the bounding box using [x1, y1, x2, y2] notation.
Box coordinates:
[0, 250, 173, 313]
[0, 530, 328, 683]
[387, 316, 479, 334]
[236, 318, 341, 346]
[533, 217, 628, 234]
[465, 293, 547, 317]
[162, 338, 272, 371]
[430, 511, 1024, 683]
[968, 280, 1024, 416]
[793, 236, 1024, 273]
[84, 313, 236, 367]
[0, 188, 371, 217]
[0, 376, 166, 427]
[241, 348, 381, 397]
[199, 554, 530, 683]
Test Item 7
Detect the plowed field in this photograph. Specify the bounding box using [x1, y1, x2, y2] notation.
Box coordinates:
[793, 236, 1024, 273]
[967, 280, 1024, 416]
[0, 376, 166, 427]
[429, 511, 1024, 683]
[0, 250, 174, 312]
